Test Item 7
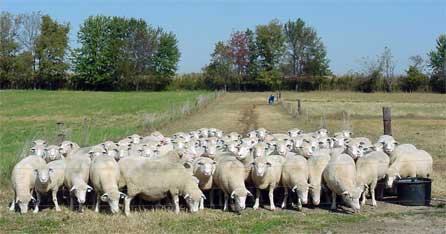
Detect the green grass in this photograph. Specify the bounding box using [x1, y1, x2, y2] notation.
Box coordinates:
[0, 90, 210, 184]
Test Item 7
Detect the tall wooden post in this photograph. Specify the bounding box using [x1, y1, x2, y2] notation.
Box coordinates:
[297, 99, 302, 115]
[383, 107, 392, 136]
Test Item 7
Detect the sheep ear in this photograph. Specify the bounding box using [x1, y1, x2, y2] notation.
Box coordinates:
[246, 190, 253, 197]
[184, 194, 190, 199]
[70, 186, 76, 192]
[87, 185, 93, 192]
[30, 195, 36, 202]
[292, 185, 297, 192]
[201, 194, 207, 200]
[100, 193, 109, 202]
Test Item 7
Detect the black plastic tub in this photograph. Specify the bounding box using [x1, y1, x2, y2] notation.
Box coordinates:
[396, 178, 432, 206]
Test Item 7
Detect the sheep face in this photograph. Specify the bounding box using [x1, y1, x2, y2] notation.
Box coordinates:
[60, 141, 78, 155]
[275, 141, 292, 156]
[101, 192, 126, 214]
[309, 183, 322, 205]
[345, 144, 363, 160]
[184, 179, 203, 213]
[287, 128, 303, 138]
[128, 134, 142, 144]
[298, 141, 318, 158]
[378, 136, 398, 154]
[316, 129, 329, 138]
[196, 159, 216, 177]
[71, 184, 93, 204]
[189, 131, 200, 140]
[203, 143, 217, 158]
[230, 188, 252, 212]
[333, 134, 349, 148]
[46, 145, 62, 162]
[35, 168, 51, 184]
[252, 157, 271, 177]
[16, 194, 34, 214]
[293, 184, 309, 205]
[31, 144, 47, 158]
[386, 171, 400, 188]
[318, 137, 333, 149]
[341, 188, 361, 212]
[252, 143, 269, 158]
[235, 145, 251, 159]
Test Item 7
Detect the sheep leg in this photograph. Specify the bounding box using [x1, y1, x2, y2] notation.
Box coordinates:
[269, 186, 275, 211]
[199, 197, 204, 210]
[330, 191, 337, 210]
[371, 180, 378, 207]
[173, 194, 180, 214]
[69, 194, 74, 210]
[361, 189, 367, 206]
[9, 191, 16, 211]
[94, 194, 100, 213]
[33, 192, 41, 213]
[52, 189, 61, 212]
[223, 193, 228, 211]
[281, 189, 288, 209]
[209, 189, 214, 208]
[253, 189, 260, 210]
[297, 197, 302, 211]
[124, 196, 134, 216]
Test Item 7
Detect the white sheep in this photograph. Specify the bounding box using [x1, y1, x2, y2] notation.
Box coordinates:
[385, 148, 433, 188]
[356, 149, 390, 206]
[323, 154, 362, 213]
[64, 154, 93, 212]
[59, 140, 80, 157]
[120, 160, 204, 216]
[10, 155, 49, 213]
[192, 157, 216, 209]
[251, 155, 285, 211]
[213, 156, 253, 213]
[287, 128, 303, 138]
[35, 158, 65, 211]
[90, 155, 125, 214]
[281, 155, 309, 211]
[307, 150, 331, 206]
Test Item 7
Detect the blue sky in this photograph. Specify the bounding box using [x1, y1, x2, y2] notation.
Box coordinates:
[2, 0, 445, 75]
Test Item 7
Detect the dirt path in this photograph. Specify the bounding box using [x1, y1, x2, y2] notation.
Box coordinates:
[160, 92, 446, 233]
[160, 92, 298, 135]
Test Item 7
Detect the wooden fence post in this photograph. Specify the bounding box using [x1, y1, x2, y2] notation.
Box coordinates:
[383, 107, 392, 136]
[297, 99, 302, 115]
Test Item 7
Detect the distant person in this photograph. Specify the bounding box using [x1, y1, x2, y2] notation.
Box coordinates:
[268, 94, 275, 105]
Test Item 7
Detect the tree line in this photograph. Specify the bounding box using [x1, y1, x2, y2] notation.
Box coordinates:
[0, 12, 180, 90]
[1, 12, 445, 93]
[199, 19, 331, 91]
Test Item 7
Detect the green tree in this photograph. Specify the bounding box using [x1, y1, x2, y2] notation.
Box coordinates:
[204, 41, 233, 90]
[245, 28, 259, 80]
[283, 18, 330, 76]
[255, 19, 285, 71]
[153, 31, 180, 79]
[0, 12, 20, 88]
[428, 34, 446, 93]
[35, 15, 69, 89]
[403, 66, 429, 92]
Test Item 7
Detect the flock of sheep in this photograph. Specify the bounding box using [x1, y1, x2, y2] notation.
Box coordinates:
[10, 127, 433, 215]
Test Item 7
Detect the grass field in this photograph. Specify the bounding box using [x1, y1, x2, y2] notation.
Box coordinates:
[0, 91, 445, 233]
[0, 90, 210, 185]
